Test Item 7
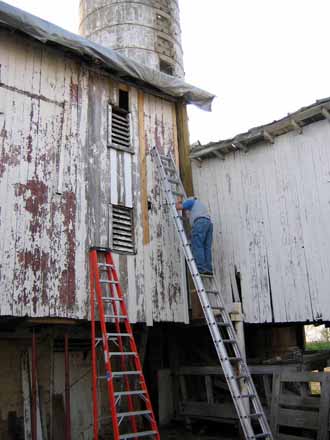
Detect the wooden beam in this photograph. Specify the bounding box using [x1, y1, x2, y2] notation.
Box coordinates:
[263, 130, 274, 144]
[270, 373, 281, 436]
[321, 107, 330, 121]
[213, 150, 225, 160]
[138, 90, 150, 245]
[205, 376, 214, 404]
[180, 401, 237, 420]
[172, 105, 180, 167]
[64, 333, 71, 440]
[32, 332, 37, 440]
[317, 373, 330, 440]
[22, 352, 32, 440]
[234, 141, 248, 152]
[27, 318, 78, 326]
[278, 435, 314, 440]
[291, 119, 303, 134]
[278, 407, 319, 430]
[176, 101, 193, 196]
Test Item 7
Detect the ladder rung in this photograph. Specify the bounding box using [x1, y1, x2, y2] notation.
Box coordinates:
[102, 297, 123, 302]
[107, 333, 132, 337]
[251, 434, 272, 439]
[235, 374, 248, 380]
[109, 352, 137, 356]
[117, 410, 151, 418]
[247, 412, 262, 418]
[160, 155, 171, 162]
[119, 431, 157, 439]
[222, 339, 237, 344]
[206, 290, 218, 294]
[217, 322, 230, 327]
[100, 280, 119, 284]
[112, 371, 142, 377]
[211, 305, 224, 310]
[105, 314, 127, 319]
[98, 263, 114, 268]
[227, 357, 242, 362]
[172, 190, 184, 197]
[237, 393, 255, 398]
[114, 390, 147, 397]
[164, 166, 175, 173]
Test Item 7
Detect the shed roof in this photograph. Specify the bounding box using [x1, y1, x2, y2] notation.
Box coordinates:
[0, 1, 215, 111]
[191, 97, 330, 159]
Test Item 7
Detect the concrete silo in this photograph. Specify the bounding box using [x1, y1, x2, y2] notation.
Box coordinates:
[79, 0, 185, 77]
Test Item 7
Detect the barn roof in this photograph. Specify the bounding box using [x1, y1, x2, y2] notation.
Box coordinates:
[191, 97, 330, 160]
[0, 1, 215, 111]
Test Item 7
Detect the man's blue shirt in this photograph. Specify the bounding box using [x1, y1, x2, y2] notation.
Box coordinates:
[182, 198, 195, 210]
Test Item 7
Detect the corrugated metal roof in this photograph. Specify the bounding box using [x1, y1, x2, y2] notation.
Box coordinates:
[191, 97, 330, 159]
[0, 0, 215, 111]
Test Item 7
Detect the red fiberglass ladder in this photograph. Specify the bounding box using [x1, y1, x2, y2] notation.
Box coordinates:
[89, 248, 160, 440]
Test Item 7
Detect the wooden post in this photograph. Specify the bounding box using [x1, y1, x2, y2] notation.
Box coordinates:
[31, 331, 37, 440]
[138, 90, 150, 245]
[231, 303, 248, 438]
[64, 333, 71, 440]
[205, 376, 214, 404]
[175, 101, 193, 197]
[22, 351, 32, 440]
[179, 374, 192, 430]
[270, 373, 281, 436]
[317, 373, 330, 440]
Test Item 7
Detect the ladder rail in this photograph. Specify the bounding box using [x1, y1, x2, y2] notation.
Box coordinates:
[105, 254, 138, 435]
[90, 250, 120, 440]
[151, 146, 273, 440]
[105, 252, 160, 439]
[89, 254, 99, 440]
[90, 249, 160, 440]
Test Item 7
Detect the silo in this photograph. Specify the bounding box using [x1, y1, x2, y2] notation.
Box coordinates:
[79, 0, 184, 78]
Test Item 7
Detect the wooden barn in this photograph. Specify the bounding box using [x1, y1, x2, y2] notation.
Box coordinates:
[0, 2, 214, 438]
[190, 99, 330, 439]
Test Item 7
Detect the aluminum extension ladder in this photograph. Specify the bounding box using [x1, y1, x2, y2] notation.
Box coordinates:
[151, 147, 273, 440]
[89, 248, 160, 440]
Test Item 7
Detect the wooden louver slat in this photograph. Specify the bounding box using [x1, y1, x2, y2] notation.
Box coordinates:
[111, 205, 134, 254]
[110, 107, 131, 149]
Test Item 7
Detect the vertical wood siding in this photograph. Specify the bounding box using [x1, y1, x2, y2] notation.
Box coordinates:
[0, 30, 188, 323]
[192, 121, 330, 323]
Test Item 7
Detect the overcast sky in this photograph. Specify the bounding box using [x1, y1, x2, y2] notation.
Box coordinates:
[4, 0, 330, 143]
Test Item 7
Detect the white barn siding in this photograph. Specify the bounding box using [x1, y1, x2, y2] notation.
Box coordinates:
[192, 120, 330, 323]
[0, 29, 188, 323]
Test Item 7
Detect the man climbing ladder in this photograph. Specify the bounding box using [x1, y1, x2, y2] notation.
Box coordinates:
[151, 146, 273, 440]
[176, 196, 213, 276]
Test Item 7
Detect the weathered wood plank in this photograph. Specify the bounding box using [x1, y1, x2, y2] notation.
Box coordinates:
[270, 374, 281, 436]
[138, 90, 150, 245]
[317, 373, 330, 440]
[0, 28, 190, 323]
[179, 401, 237, 420]
[278, 435, 313, 440]
[192, 119, 330, 323]
[278, 407, 319, 430]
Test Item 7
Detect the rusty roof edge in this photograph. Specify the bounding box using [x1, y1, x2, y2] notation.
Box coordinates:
[190, 97, 330, 159]
[0, 0, 215, 111]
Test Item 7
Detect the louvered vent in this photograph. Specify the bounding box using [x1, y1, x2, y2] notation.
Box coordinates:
[109, 106, 131, 150]
[111, 205, 135, 254]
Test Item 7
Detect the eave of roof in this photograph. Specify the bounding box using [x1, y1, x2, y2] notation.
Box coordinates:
[191, 97, 330, 160]
[0, 0, 215, 111]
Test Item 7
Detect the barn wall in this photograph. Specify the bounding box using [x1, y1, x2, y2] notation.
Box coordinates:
[0, 29, 188, 323]
[192, 120, 330, 323]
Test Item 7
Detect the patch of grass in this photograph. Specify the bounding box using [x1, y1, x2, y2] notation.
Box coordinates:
[306, 341, 330, 351]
